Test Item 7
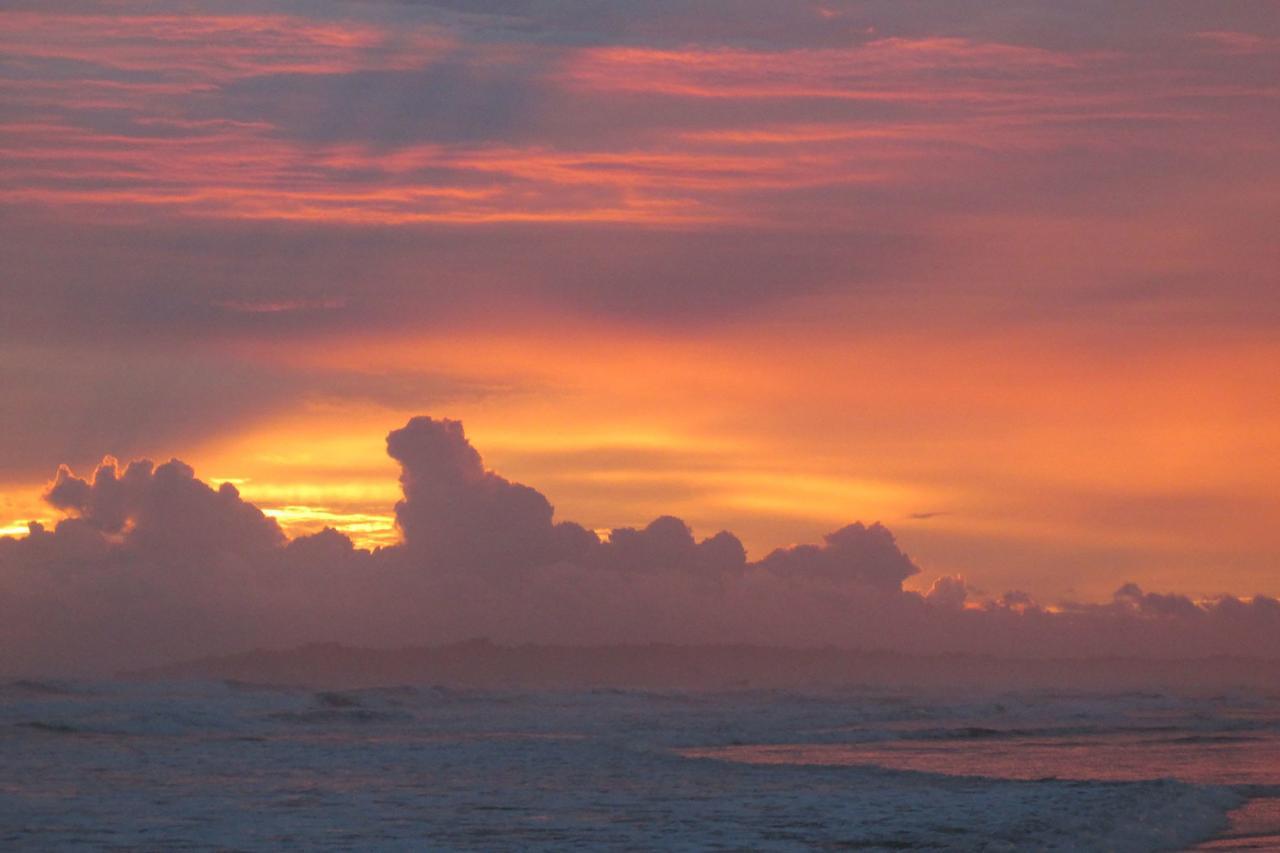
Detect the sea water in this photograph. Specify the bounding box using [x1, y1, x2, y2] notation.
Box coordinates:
[2, 679, 1277, 850]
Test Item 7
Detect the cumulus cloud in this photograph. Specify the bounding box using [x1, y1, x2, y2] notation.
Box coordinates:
[389, 416, 587, 569]
[756, 523, 919, 591]
[925, 574, 968, 609]
[45, 457, 284, 557]
[387, 417, 754, 578]
[3, 415, 1280, 675]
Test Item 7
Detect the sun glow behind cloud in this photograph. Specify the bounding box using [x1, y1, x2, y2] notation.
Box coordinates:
[1, 1, 1279, 606]
[125, 317, 1271, 600]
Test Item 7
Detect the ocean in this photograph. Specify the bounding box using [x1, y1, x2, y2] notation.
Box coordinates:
[2, 679, 1277, 850]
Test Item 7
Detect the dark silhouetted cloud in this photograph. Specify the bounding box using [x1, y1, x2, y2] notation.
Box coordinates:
[45, 457, 285, 557]
[389, 416, 597, 569]
[755, 522, 919, 591]
[3, 415, 1280, 675]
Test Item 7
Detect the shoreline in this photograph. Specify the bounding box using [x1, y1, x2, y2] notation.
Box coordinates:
[1196, 797, 1280, 851]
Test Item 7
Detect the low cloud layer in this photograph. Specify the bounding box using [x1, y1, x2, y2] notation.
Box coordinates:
[3, 415, 1279, 674]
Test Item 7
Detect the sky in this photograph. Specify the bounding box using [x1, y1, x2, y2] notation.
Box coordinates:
[2, 1, 1279, 670]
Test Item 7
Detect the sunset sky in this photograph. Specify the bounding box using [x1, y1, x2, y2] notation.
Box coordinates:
[3, 0, 1278, 625]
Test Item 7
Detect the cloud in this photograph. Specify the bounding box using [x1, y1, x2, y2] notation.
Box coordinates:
[3, 414, 1280, 675]
[755, 522, 918, 591]
[908, 511, 950, 520]
[44, 456, 285, 558]
[388, 415, 597, 570]
[388, 417, 746, 577]
[925, 574, 968, 609]
[4, 0, 1276, 348]
[598, 516, 747, 576]
[0, 341, 494, 481]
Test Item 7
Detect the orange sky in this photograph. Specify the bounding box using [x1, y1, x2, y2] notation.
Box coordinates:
[2, 1, 1279, 606]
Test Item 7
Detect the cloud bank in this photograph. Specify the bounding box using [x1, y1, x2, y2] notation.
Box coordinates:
[3, 416, 1279, 675]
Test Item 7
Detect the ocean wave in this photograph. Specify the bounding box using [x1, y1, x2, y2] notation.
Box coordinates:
[2, 680, 1275, 850]
[12, 720, 82, 735]
[1146, 733, 1267, 745]
[0, 679, 82, 698]
[267, 708, 409, 725]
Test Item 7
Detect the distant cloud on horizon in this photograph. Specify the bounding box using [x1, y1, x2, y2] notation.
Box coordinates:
[3, 416, 1279, 675]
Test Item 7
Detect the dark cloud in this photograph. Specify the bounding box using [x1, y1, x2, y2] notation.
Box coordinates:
[213, 60, 552, 147]
[595, 516, 746, 576]
[388, 416, 597, 569]
[45, 457, 285, 557]
[756, 522, 918, 591]
[5, 0, 1276, 351]
[0, 218, 920, 343]
[925, 574, 968, 609]
[3, 415, 1280, 675]
[388, 417, 745, 576]
[0, 341, 495, 481]
[336, 0, 1280, 51]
